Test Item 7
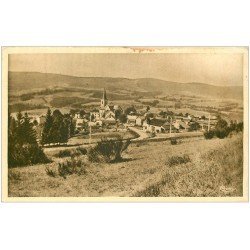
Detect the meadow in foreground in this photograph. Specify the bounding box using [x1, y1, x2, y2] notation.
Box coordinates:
[8, 133, 243, 197]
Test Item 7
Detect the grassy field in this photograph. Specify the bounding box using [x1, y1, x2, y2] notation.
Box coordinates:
[8, 133, 243, 197]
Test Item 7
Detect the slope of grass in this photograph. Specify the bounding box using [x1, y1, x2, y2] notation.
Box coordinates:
[135, 133, 243, 197]
[8, 134, 243, 197]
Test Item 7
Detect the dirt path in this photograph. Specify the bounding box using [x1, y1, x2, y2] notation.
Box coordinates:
[128, 126, 149, 141]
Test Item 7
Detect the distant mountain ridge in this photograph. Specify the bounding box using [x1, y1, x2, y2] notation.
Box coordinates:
[8, 71, 243, 100]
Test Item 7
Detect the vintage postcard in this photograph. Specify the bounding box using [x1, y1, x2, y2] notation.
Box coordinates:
[1, 47, 248, 202]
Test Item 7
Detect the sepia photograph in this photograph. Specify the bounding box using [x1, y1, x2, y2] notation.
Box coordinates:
[1, 47, 248, 201]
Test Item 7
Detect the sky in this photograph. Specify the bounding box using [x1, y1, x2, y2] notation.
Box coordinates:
[9, 52, 244, 86]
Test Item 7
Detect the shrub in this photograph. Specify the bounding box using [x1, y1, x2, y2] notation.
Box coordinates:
[58, 158, 87, 179]
[9, 144, 50, 167]
[88, 137, 131, 163]
[55, 147, 87, 158]
[204, 130, 215, 139]
[55, 149, 72, 158]
[170, 138, 177, 145]
[76, 147, 87, 155]
[167, 154, 191, 166]
[45, 167, 57, 177]
[214, 118, 230, 139]
[215, 128, 229, 139]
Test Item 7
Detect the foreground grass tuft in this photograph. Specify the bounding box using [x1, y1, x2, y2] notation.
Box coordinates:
[167, 154, 191, 166]
[45, 167, 57, 178]
[58, 158, 87, 179]
[55, 147, 87, 158]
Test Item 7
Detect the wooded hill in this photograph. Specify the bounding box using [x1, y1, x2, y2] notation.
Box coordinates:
[9, 71, 243, 100]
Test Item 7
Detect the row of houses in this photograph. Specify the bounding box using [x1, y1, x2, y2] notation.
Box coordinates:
[126, 113, 217, 134]
[31, 89, 218, 135]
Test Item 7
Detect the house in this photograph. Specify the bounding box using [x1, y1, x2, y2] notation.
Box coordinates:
[88, 120, 103, 127]
[90, 110, 100, 121]
[74, 112, 83, 119]
[135, 116, 145, 126]
[178, 121, 190, 131]
[162, 121, 171, 133]
[182, 116, 192, 124]
[143, 118, 168, 133]
[76, 118, 88, 130]
[127, 115, 137, 125]
[172, 121, 180, 130]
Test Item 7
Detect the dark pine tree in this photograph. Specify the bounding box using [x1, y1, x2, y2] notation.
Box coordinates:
[22, 112, 37, 144]
[8, 112, 49, 167]
[41, 108, 53, 145]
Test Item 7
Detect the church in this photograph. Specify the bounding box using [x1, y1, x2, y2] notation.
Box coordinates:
[90, 88, 122, 125]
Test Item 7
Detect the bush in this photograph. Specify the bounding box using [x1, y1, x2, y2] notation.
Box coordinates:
[55, 147, 87, 158]
[170, 138, 177, 145]
[88, 137, 131, 163]
[76, 147, 87, 155]
[215, 128, 229, 139]
[204, 130, 215, 139]
[214, 118, 230, 139]
[58, 158, 87, 179]
[45, 167, 57, 177]
[9, 144, 50, 167]
[56, 149, 72, 158]
[167, 154, 191, 166]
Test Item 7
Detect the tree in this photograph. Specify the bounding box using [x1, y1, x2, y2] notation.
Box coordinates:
[53, 109, 63, 118]
[118, 113, 127, 124]
[15, 111, 24, 144]
[90, 114, 95, 121]
[215, 118, 229, 139]
[70, 109, 78, 117]
[50, 115, 63, 144]
[22, 112, 37, 144]
[125, 106, 136, 115]
[159, 110, 165, 116]
[115, 109, 122, 120]
[33, 119, 38, 126]
[189, 122, 200, 131]
[8, 112, 49, 167]
[41, 108, 53, 145]
[146, 106, 150, 112]
[79, 110, 85, 117]
[145, 113, 154, 123]
[236, 122, 243, 132]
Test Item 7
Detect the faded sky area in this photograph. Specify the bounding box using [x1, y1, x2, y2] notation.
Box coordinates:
[9, 53, 243, 86]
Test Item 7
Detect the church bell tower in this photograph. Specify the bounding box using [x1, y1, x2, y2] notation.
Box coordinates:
[100, 88, 108, 109]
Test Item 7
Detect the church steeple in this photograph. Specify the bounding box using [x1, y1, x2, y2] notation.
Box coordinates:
[103, 88, 107, 100]
[100, 88, 108, 108]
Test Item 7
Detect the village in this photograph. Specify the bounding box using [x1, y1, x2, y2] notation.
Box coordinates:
[32, 88, 218, 145]
[6, 50, 245, 201]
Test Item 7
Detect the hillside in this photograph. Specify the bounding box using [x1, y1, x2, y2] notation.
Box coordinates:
[9, 71, 243, 100]
[8, 134, 243, 197]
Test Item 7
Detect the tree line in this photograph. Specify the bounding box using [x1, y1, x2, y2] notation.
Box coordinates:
[41, 108, 75, 145]
[8, 108, 76, 167]
[8, 112, 49, 167]
[204, 117, 243, 139]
